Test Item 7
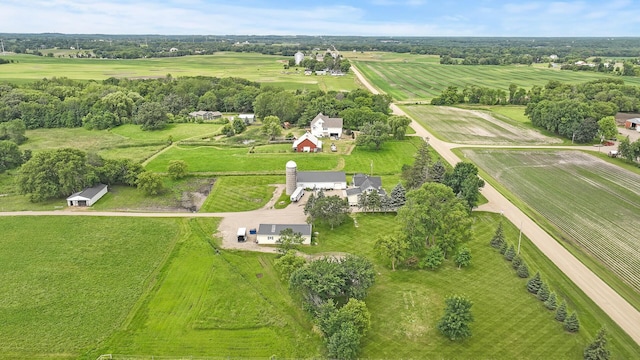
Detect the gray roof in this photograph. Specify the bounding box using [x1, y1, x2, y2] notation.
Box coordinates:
[257, 224, 312, 236]
[311, 113, 343, 129]
[297, 171, 346, 184]
[68, 184, 107, 200]
[353, 174, 382, 189]
[627, 118, 640, 125]
[346, 188, 362, 196]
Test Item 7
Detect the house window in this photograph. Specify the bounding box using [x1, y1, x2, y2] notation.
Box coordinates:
[268, 236, 274, 241]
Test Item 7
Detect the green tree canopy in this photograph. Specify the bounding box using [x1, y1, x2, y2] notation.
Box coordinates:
[167, 160, 188, 180]
[397, 182, 473, 257]
[355, 121, 391, 150]
[584, 328, 611, 360]
[437, 295, 474, 341]
[136, 171, 164, 195]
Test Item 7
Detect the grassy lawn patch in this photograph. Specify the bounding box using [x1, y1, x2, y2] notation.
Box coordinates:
[145, 145, 339, 173]
[0, 216, 180, 359]
[97, 218, 322, 359]
[401, 105, 561, 145]
[463, 149, 640, 310]
[200, 175, 280, 212]
[304, 212, 640, 359]
[110, 123, 223, 142]
[343, 137, 423, 175]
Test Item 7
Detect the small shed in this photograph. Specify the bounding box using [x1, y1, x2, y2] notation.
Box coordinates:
[625, 118, 640, 129]
[239, 113, 256, 124]
[256, 224, 312, 245]
[66, 184, 108, 207]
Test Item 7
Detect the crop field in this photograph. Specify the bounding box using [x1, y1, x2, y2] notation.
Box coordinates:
[305, 213, 640, 359]
[97, 218, 322, 359]
[463, 149, 640, 295]
[351, 54, 640, 102]
[0, 216, 180, 359]
[401, 105, 562, 145]
[0, 52, 358, 92]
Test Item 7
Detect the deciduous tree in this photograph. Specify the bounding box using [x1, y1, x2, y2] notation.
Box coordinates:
[136, 171, 164, 195]
[437, 295, 474, 341]
[0, 140, 24, 172]
[374, 234, 409, 271]
[276, 228, 305, 255]
[421, 245, 445, 270]
[356, 121, 391, 150]
[167, 160, 188, 180]
[454, 246, 472, 269]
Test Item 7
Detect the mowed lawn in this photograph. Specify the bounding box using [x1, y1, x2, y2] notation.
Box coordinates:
[0, 216, 181, 359]
[463, 149, 640, 307]
[402, 105, 562, 145]
[306, 213, 640, 359]
[96, 218, 323, 359]
[200, 175, 280, 212]
[0, 52, 359, 92]
[352, 55, 640, 102]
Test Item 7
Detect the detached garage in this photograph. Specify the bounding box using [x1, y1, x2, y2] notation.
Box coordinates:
[256, 224, 312, 245]
[66, 184, 108, 207]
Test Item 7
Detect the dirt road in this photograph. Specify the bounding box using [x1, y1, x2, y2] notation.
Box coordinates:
[351, 64, 640, 345]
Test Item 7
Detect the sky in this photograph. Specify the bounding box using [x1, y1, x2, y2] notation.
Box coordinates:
[3, 0, 640, 37]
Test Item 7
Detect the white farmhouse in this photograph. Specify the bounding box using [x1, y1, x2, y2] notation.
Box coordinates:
[66, 184, 108, 207]
[256, 224, 312, 245]
[310, 113, 343, 138]
[346, 174, 385, 206]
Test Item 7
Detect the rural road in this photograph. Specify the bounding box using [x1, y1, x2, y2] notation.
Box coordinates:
[351, 64, 640, 345]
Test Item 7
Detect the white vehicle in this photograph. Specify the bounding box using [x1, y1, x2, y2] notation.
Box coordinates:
[290, 187, 305, 202]
[237, 227, 247, 242]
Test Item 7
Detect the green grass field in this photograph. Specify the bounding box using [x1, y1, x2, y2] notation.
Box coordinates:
[200, 175, 280, 212]
[462, 149, 640, 309]
[0, 216, 181, 359]
[351, 52, 640, 102]
[306, 212, 640, 359]
[0, 52, 359, 92]
[401, 105, 562, 145]
[95, 218, 322, 359]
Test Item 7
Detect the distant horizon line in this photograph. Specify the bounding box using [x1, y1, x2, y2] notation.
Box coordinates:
[1, 33, 639, 39]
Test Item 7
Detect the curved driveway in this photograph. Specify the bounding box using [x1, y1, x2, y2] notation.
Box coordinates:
[351, 64, 640, 345]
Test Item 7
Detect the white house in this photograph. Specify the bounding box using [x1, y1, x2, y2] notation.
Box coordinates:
[256, 224, 312, 245]
[346, 174, 385, 206]
[296, 171, 347, 190]
[238, 113, 255, 124]
[189, 111, 222, 121]
[66, 184, 108, 207]
[310, 113, 343, 138]
[294, 51, 305, 65]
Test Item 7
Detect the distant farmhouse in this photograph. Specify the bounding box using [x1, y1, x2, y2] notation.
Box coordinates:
[294, 51, 305, 65]
[346, 174, 385, 206]
[67, 184, 108, 207]
[238, 113, 255, 124]
[310, 113, 343, 138]
[292, 132, 322, 152]
[256, 224, 312, 245]
[285, 160, 347, 195]
[189, 111, 222, 121]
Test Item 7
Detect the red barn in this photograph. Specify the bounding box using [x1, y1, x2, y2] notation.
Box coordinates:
[292, 132, 323, 152]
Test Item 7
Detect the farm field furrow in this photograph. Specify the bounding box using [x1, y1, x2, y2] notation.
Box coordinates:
[463, 149, 640, 293]
[402, 105, 561, 145]
[352, 57, 640, 102]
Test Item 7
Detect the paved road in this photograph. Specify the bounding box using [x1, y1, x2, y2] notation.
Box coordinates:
[351, 64, 640, 345]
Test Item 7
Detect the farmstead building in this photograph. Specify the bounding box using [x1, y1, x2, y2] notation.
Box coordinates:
[292, 132, 322, 152]
[256, 224, 312, 245]
[66, 184, 108, 207]
[624, 118, 640, 130]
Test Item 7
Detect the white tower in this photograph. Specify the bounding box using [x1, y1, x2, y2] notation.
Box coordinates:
[286, 160, 297, 195]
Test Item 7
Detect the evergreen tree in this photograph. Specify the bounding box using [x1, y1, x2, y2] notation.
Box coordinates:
[564, 312, 580, 333]
[555, 301, 568, 322]
[499, 241, 508, 255]
[390, 183, 407, 209]
[545, 292, 558, 310]
[490, 221, 505, 249]
[430, 160, 446, 183]
[512, 255, 522, 270]
[517, 262, 530, 278]
[504, 244, 516, 261]
[583, 328, 610, 360]
[537, 282, 550, 302]
[527, 272, 542, 294]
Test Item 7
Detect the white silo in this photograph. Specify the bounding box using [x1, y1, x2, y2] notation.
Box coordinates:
[286, 160, 297, 195]
[294, 51, 305, 66]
